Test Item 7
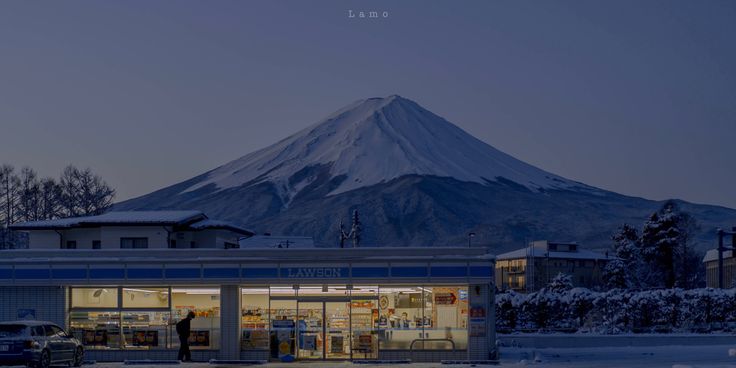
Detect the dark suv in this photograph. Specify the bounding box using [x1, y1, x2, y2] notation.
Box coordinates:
[0, 321, 83, 368]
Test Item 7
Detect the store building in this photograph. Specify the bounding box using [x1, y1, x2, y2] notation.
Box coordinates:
[0, 246, 495, 362]
[495, 240, 611, 292]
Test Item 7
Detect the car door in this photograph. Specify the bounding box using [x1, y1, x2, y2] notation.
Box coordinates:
[56, 326, 78, 358]
[45, 325, 71, 361]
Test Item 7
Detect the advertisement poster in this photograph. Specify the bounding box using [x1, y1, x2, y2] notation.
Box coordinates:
[357, 334, 373, 352]
[469, 304, 486, 337]
[303, 334, 317, 351]
[83, 330, 108, 346]
[330, 335, 344, 353]
[132, 330, 158, 347]
[188, 330, 210, 347]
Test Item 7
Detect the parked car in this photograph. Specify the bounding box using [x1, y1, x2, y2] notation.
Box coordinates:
[0, 321, 83, 368]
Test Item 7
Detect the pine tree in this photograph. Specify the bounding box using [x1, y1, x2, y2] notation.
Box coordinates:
[548, 272, 574, 293]
[602, 259, 628, 289]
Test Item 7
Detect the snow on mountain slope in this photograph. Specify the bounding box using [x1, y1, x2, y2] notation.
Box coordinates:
[183, 95, 590, 199]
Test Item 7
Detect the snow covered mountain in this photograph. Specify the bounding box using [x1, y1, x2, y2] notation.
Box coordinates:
[116, 96, 736, 250]
[183, 95, 588, 201]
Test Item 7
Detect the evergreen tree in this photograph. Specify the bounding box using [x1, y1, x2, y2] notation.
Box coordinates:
[602, 259, 628, 289]
[548, 272, 574, 293]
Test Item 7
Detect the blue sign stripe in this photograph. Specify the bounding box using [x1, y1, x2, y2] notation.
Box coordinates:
[127, 268, 163, 279]
[0, 269, 12, 279]
[90, 268, 125, 279]
[203, 268, 240, 278]
[15, 269, 50, 279]
[430, 267, 467, 277]
[469, 266, 492, 277]
[352, 267, 389, 278]
[242, 268, 279, 278]
[165, 268, 201, 278]
[392, 267, 427, 277]
[52, 269, 87, 279]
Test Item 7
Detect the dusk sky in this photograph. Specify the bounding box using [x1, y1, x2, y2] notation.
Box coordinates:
[1, 0, 735, 208]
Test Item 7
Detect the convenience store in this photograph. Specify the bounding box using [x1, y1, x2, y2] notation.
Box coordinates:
[0, 247, 496, 362]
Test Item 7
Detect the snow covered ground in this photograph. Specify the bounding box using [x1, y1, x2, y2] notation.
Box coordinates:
[81, 345, 736, 368]
[500, 344, 736, 367]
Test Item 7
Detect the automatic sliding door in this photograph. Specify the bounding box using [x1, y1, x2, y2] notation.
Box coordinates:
[296, 302, 323, 359]
[325, 302, 350, 359]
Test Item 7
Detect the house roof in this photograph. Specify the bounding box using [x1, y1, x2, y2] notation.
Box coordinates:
[9, 211, 252, 236]
[188, 219, 254, 236]
[703, 249, 733, 263]
[497, 246, 612, 261]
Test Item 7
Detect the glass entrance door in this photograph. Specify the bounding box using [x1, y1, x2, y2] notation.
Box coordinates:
[325, 302, 350, 359]
[296, 302, 323, 359]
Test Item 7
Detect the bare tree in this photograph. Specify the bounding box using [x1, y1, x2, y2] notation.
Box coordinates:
[75, 167, 115, 216]
[39, 177, 62, 220]
[0, 165, 20, 228]
[17, 167, 42, 222]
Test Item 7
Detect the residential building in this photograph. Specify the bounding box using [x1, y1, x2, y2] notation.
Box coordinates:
[10, 211, 254, 250]
[495, 240, 612, 292]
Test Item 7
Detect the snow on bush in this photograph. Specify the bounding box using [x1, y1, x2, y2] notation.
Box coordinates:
[496, 288, 736, 334]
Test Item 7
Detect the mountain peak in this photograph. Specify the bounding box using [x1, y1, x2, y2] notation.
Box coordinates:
[181, 96, 585, 198]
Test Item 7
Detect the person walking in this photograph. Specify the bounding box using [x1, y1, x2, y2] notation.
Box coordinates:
[176, 311, 196, 362]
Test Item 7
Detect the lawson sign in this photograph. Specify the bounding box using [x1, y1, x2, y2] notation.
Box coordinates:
[284, 267, 350, 279]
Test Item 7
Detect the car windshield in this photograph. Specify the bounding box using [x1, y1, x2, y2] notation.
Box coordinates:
[0, 324, 26, 338]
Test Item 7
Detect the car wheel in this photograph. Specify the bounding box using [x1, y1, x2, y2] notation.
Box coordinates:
[72, 347, 84, 367]
[38, 349, 51, 368]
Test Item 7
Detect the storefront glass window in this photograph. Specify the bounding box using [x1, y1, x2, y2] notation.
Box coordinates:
[377, 286, 468, 350]
[70, 286, 219, 350]
[171, 288, 220, 350]
[350, 286, 378, 359]
[69, 311, 121, 349]
[422, 286, 468, 350]
[122, 311, 170, 349]
[122, 288, 169, 308]
[241, 287, 270, 350]
[71, 288, 118, 308]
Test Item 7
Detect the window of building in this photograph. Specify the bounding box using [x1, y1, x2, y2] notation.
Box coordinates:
[64, 241, 77, 249]
[241, 287, 270, 351]
[92, 240, 101, 249]
[122, 288, 169, 308]
[70, 286, 218, 350]
[120, 238, 148, 249]
[71, 288, 119, 308]
[70, 311, 121, 349]
[171, 288, 220, 350]
[378, 285, 467, 350]
[190, 241, 196, 248]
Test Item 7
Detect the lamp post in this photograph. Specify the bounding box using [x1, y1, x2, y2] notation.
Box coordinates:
[467, 232, 476, 248]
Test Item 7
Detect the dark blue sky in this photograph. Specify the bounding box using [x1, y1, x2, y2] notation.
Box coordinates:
[1, 0, 734, 208]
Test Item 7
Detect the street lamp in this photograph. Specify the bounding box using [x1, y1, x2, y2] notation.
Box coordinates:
[467, 232, 476, 248]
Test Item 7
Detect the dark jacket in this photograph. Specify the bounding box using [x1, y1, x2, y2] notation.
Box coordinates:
[176, 318, 192, 339]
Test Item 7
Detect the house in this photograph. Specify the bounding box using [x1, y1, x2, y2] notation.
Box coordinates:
[703, 249, 736, 288]
[9, 210, 254, 249]
[495, 240, 612, 292]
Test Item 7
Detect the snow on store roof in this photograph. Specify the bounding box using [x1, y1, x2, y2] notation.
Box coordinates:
[497, 246, 612, 261]
[11, 210, 207, 229]
[239, 235, 314, 248]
